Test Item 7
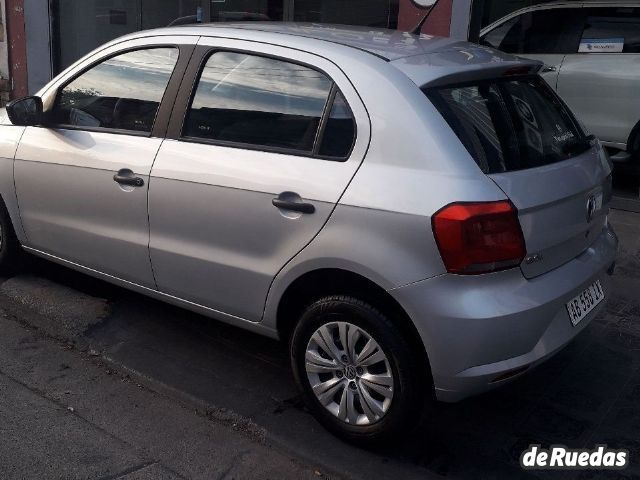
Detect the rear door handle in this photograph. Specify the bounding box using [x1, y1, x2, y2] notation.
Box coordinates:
[272, 198, 315, 214]
[113, 169, 144, 187]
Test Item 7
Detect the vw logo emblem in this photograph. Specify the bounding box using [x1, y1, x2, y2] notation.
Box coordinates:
[586, 195, 597, 223]
[345, 365, 357, 379]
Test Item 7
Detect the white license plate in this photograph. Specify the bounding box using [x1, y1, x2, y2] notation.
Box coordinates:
[566, 280, 605, 327]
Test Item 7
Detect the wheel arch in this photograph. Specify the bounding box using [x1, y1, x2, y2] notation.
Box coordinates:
[275, 267, 432, 382]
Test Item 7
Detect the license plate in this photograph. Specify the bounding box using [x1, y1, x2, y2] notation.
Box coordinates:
[566, 280, 605, 327]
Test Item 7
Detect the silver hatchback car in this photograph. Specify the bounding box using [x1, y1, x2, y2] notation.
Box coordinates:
[0, 23, 617, 443]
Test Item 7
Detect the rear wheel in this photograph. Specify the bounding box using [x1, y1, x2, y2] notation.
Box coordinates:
[0, 202, 23, 275]
[290, 295, 430, 444]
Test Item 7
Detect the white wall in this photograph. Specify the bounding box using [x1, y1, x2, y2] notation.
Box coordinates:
[449, 0, 473, 40]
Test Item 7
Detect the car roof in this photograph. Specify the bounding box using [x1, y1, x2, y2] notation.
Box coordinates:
[547, 0, 637, 4]
[512, 0, 638, 6]
[93, 22, 541, 89]
[139, 22, 475, 62]
[481, 1, 638, 33]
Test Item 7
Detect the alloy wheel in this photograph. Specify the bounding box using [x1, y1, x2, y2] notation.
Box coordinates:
[304, 321, 394, 425]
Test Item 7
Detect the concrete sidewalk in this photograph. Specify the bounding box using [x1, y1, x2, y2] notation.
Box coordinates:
[0, 314, 329, 480]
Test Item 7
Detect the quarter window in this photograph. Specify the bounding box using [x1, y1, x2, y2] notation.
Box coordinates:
[52, 48, 179, 133]
[318, 91, 355, 158]
[184, 52, 343, 154]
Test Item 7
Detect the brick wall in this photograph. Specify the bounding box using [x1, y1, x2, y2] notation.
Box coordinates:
[5, 0, 27, 103]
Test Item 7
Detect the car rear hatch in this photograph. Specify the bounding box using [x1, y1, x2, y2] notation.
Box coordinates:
[418, 65, 612, 278]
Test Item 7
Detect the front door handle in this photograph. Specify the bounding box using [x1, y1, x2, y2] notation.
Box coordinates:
[272, 197, 315, 214]
[541, 64, 557, 73]
[113, 169, 144, 187]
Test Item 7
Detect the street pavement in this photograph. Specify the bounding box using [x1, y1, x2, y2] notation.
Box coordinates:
[0, 310, 328, 479]
[1, 208, 640, 479]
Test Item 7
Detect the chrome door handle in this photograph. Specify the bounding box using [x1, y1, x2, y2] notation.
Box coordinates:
[113, 169, 144, 187]
[541, 64, 557, 73]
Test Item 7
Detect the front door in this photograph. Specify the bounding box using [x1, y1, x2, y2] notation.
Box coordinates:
[15, 46, 181, 287]
[148, 39, 370, 322]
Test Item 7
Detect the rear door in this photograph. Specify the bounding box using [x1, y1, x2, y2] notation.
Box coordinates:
[426, 75, 611, 279]
[556, 6, 640, 148]
[148, 38, 370, 321]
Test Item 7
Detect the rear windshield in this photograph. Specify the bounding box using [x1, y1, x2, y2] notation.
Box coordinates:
[424, 76, 589, 174]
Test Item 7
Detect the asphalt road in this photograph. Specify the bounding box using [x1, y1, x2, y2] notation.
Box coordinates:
[0, 316, 324, 479]
[1, 209, 640, 479]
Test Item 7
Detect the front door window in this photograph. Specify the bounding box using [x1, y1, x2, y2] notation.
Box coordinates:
[51, 48, 179, 133]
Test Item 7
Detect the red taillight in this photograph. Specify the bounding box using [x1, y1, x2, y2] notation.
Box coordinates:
[432, 200, 526, 275]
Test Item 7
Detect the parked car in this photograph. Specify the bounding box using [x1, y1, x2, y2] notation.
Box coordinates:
[481, 1, 640, 164]
[0, 23, 617, 444]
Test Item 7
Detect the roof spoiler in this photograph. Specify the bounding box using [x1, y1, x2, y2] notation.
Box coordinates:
[421, 61, 544, 88]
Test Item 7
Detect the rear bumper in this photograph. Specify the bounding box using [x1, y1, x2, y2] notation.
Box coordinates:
[390, 224, 618, 402]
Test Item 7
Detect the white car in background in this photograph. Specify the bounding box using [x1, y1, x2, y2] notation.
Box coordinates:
[481, 1, 640, 164]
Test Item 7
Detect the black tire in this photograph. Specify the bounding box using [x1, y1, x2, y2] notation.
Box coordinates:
[0, 201, 23, 275]
[290, 295, 431, 445]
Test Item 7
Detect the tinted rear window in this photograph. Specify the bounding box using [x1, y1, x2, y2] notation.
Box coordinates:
[425, 76, 588, 174]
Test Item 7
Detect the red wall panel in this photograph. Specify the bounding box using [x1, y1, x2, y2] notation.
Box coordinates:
[6, 0, 28, 99]
[397, 0, 453, 36]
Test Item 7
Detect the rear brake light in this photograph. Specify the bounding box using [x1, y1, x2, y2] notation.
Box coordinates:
[502, 66, 533, 76]
[432, 201, 526, 274]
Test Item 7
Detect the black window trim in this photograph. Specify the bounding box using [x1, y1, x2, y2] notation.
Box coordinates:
[42, 44, 189, 138]
[177, 47, 357, 162]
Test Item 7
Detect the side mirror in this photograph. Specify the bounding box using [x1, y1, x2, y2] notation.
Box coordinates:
[6, 96, 43, 126]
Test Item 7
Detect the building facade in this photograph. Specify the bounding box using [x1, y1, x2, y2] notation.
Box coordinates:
[2, 0, 485, 99]
[1, 0, 560, 101]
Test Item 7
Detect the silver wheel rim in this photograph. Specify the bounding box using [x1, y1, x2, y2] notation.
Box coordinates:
[305, 321, 394, 426]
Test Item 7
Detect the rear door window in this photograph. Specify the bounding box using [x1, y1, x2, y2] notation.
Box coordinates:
[184, 51, 332, 152]
[425, 76, 588, 174]
[580, 7, 640, 53]
[183, 51, 356, 159]
[487, 9, 584, 54]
